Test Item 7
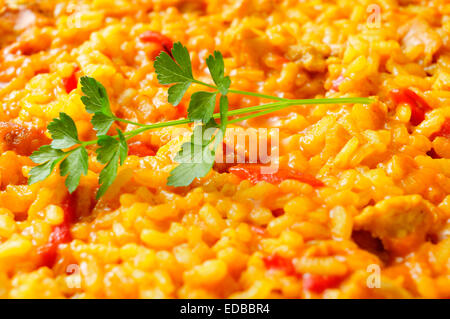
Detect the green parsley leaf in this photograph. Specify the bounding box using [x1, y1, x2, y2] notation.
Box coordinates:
[175, 123, 217, 164]
[168, 82, 191, 106]
[206, 51, 231, 95]
[60, 147, 89, 193]
[80, 76, 116, 136]
[48, 112, 80, 149]
[167, 119, 221, 187]
[212, 96, 228, 153]
[28, 44, 373, 197]
[188, 91, 217, 123]
[173, 121, 217, 164]
[96, 130, 128, 165]
[154, 42, 194, 107]
[166, 160, 213, 187]
[154, 42, 193, 85]
[168, 92, 229, 187]
[167, 145, 216, 187]
[30, 145, 64, 164]
[91, 112, 114, 136]
[80, 76, 112, 115]
[96, 152, 119, 199]
[171, 42, 193, 78]
[156, 42, 193, 83]
[28, 145, 66, 185]
[28, 160, 61, 185]
[96, 135, 119, 164]
[95, 129, 128, 198]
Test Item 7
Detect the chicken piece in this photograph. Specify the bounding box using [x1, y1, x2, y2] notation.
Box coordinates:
[399, 19, 442, 65]
[354, 195, 438, 255]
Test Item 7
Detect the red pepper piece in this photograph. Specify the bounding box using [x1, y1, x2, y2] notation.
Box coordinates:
[391, 88, 431, 126]
[263, 255, 297, 277]
[62, 66, 80, 94]
[140, 31, 174, 56]
[302, 273, 345, 293]
[272, 208, 285, 217]
[430, 118, 450, 140]
[229, 164, 324, 187]
[37, 195, 76, 268]
[37, 244, 58, 269]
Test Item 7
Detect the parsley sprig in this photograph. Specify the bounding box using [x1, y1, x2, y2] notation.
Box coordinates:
[28, 42, 373, 198]
[28, 76, 127, 198]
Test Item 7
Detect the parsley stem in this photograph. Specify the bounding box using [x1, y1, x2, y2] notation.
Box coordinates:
[113, 116, 147, 127]
[228, 104, 289, 124]
[81, 140, 98, 147]
[228, 89, 285, 101]
[193, 78, 286, 101]
[193, 77, 373, 105]
[222, 97, 373, 117]
[123, 118, 191, 140]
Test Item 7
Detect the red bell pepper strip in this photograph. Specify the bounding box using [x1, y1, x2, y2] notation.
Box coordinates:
[37, 195, 76, 268]
[229, 164, 324, 187]
[430, 118, 450, 140]
[391, 88, 431, 126]
[128, 140, 156, 157]
[62, 66, 80, 94]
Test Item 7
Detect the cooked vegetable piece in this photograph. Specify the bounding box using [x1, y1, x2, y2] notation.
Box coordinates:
[302, 273, 344, 293]
[128, 141, 155, 157]
[263, 255, 297, 276]
[430, 118, 450, 140]
[62, 66, 79, 94]
[140, 31, 174, 56]
[391, 88, 431, 126]
[37, 195, 75, 268]
[229, 164, 324, 187]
